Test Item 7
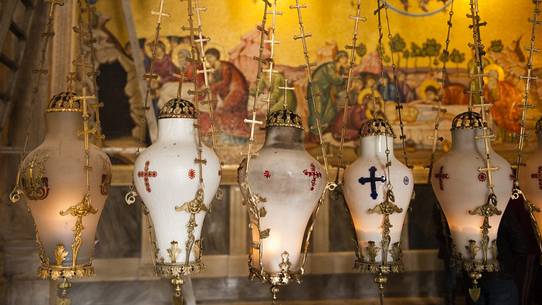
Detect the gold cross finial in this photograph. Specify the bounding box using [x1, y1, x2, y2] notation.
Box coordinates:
[151, 0, 170, 24]
[46, 0, 64, 17]
[278, 79, 295, 109]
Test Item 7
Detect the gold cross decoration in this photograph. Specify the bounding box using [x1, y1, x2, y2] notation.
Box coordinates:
[278, 79, 295, 109]
[45, 0, 64, 18]
[151, 0, 170, 24]
[244, 113, 263, 144]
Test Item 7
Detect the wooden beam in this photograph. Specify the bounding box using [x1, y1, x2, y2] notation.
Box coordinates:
[0, 0, 18, 54]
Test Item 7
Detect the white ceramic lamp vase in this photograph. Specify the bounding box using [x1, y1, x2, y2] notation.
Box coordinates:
[133, 98, 220, 280]
[431, 112, 513, 272]
[238, 108, 327, 288]
[16, 92, 112, 280]
[343, 119, 414, 275]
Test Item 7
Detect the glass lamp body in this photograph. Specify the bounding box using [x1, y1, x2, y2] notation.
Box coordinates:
[519, 131, 542, 228]
[242, 126, 327, 276]
[21, 111, 111, 279]
[343, 134, 413, 266]
[133, 117, 220, 270]
[431, 127, 513, 262]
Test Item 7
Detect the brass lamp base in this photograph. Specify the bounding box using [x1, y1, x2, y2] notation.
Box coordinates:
[463, 259, 499, 302]
[56, 278, 72, 305]
[38, 263, 94, 280]
[155, 261, 204, 278]
[155, 261, 204, 305]
[355, 259, 404, 305]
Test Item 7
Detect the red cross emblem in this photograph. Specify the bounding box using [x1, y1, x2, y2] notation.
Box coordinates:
[264, 170, 271, 179]
[188, 169, 196, 180]
[137, 161, 158, 193]
[303, 163, 322, 191]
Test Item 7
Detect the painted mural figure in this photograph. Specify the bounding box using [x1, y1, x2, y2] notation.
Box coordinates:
[205, 48, 250, 143]
[377, 73, 400, 102]
[146, 40, 180, 86]
[253, 66, 297, 113]
[308, 51, 349, 137]
[485, 64, 522, 133]
[396, 71, 416, 103]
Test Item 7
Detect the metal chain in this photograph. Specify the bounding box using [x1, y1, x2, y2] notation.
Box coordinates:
[383, 2, 410, 168]
[427, 0, 455, 183]
[337, 0, 366, 183]
[372, 0, 399, 189]
[290, 0, 331, 181]
[81, 1, 105, 146]
[468, 0, 497, 197]
[514, 0, 541, 183]
[264, 0, 281, 115]
[142, 0, 169, 110]
[9, 0, 64, 203]
[243, 0, 272, 175]
[192, 0, 218, 150]
[185, 0, 207, 190]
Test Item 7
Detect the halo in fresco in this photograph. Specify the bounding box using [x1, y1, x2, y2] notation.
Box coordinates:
[383, 0, 453, 17]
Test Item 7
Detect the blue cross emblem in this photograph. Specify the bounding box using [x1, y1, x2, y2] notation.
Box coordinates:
[358, 166, 386, 200]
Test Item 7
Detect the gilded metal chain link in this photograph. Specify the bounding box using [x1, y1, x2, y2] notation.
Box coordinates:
[290, 0, 331, 181]
[427, 0, 455, 183]
[514, 0, 541, 182]
[142, 0, 168, 110]
[337, 0, 366, 183]
[9, 0, 65, 203]
[243, 0, 272, 174]
[382, 2, 410, 168]
[80, 0, 105, 146]
[468, 0, 497, 197]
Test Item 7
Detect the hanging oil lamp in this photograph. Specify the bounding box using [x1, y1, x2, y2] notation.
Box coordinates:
[8, 1, 111, 304]
[238, 108, 327, 301]
[238, 1, 331, 302]
[132, 98, 221, 303]
[17, 91, 112, 281]
[431, 112, 513, 298]
[343, 119, 413, 298]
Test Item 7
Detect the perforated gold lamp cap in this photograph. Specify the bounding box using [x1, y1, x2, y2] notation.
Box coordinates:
[360, 119, 395, 138]
[158, 98, 197, 119]
[266, 108, 304, 130]
[46, 91, 82, 113]
[536, 117, 542, 135]
[451, 111, 483, 130]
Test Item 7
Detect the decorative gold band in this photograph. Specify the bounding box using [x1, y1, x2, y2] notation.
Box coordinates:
[46, 108, 83, 113]
[38, 263, 94, 280]
[354, 260, 403, 274]
[155, 261, 205, 279]
[248, 266, 303, 287]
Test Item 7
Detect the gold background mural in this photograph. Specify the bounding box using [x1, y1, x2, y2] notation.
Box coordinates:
[91, 0, 542, 166]
[97, 0, 541, 66]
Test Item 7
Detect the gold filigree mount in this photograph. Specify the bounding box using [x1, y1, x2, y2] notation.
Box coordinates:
[38, 263, 94, 280]
[266, 108, 304, 130]
[47, 91, 82, 113]
[451, 111, 484, 130]
[159, 98, 197, 119]
[355, 242, 404, 274]
[359, 119, 395, 138]
[155, 260, 205, 278]
[21, 153, 50, 200]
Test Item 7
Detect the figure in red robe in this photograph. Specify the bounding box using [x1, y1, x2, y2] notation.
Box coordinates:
[205, 48, 250, 142]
